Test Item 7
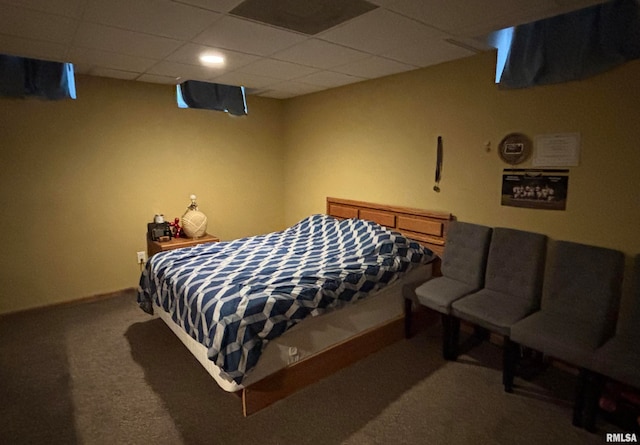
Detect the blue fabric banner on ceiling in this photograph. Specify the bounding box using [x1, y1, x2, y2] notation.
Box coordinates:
[0, 54, 76, 100]
[178, 80, 247, 116]
[499, 0, 640, 88]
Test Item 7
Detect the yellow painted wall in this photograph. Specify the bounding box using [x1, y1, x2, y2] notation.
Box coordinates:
[283, 51, 639, 255]
[0, 75, 285, 314]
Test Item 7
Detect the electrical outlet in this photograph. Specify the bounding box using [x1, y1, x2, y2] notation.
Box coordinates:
[288, 346, 299, 364]
[136, 251, 147, 264]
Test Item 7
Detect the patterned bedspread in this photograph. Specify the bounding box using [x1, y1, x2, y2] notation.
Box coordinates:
[137, 214, 436, 384]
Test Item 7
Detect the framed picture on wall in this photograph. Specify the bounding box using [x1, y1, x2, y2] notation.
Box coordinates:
[501, 169, 569, 210]
[498, 133, 532, 165]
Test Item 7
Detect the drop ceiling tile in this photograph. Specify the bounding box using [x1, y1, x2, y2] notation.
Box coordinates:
[137, 73, 180, 84]
[147, 60, 225, 81]
[238, 59, 318, 80]
[257, 90, 297, 99]
[89, 67, 140, 80]
[382, 38, 477, 67]
[382, 0, 558, 36]
[72, 64, 92, 75]
[332, 55, 414, 78]
[83, 0, 221, 41]
[295, 70, 365, 87]
[272, 38, 369, 69]
[73, 22, 183, 59]
[0, 0, 85, 18]
[193, 15, 307, 56]
[259, 80, 327, 98]
[446, 36, 494, 53]
[229, 0, 378, 35]
[212, 71, 280, 89]
[238, 58, 318, 80]
[171, 0, 245, 13]
[165, 43, 260, 71]
[0, 34, 68, 62]
[67, 47, 159, 73]
[319, 8, 445, 55]
[0, 4, 78, 44]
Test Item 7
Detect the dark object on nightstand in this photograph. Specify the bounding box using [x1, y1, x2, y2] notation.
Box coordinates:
[148, 222, 173, 242]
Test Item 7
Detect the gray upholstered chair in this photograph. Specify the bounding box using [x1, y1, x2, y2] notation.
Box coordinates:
[504, 240, 625, 426]
[581, 254, 640, 432]
[407, 220, 492, 359]
[450, 227, 547, 382]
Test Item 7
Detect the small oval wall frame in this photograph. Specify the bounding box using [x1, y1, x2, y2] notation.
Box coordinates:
[498, 132, 532, 165]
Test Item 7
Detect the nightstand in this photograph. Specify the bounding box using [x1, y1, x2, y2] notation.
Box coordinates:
[147, 233, 220, 257]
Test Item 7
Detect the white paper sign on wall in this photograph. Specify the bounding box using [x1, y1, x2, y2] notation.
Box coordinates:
[533, 133, 581, 167]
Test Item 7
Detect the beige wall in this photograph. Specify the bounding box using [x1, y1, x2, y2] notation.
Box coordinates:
[0, 75, 285, 314]
[282, 51, 640, 317]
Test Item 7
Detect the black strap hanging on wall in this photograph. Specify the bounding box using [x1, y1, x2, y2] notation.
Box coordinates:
[433, 136, 443, 192]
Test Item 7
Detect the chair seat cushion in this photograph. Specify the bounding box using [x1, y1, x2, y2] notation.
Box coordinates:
[451, 289, 538, 336]
[510, 311, 606, 368]
[415, 276, 479, 314]
[590, 336, 640, 388]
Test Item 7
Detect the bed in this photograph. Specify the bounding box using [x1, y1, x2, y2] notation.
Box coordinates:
[137, 197, 452, 415]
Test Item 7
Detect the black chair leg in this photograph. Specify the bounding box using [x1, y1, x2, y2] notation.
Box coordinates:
[503, 337, 518, 393]
[441, 314, 459, 360]
[573, 368, 604, 430]
[573, 368, 591, 428]
[441, 314, 451, 359]
[583, 372, 604, 433]
[450, 317, 460, 359]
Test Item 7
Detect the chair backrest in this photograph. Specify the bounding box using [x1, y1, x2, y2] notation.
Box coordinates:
[543, 240, 624, 340]
[484, 227, 547, 307]
[441, 221, 492, 288]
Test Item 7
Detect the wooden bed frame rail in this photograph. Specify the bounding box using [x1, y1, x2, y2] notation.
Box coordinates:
[242, 306, 438, 415]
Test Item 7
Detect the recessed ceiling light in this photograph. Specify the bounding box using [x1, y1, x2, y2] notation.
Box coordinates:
[199, 54, 225, 66]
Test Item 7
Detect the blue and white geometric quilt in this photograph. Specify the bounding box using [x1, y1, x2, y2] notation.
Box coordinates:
[137, 214, 436, 384]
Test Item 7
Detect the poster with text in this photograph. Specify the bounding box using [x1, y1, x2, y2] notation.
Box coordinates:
[501, 170, 569, 210]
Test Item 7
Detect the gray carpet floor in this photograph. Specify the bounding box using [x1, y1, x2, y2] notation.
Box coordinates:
[0, 290, 620, 444]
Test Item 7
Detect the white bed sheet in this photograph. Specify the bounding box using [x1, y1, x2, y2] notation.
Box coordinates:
[154, 263, 432, 392]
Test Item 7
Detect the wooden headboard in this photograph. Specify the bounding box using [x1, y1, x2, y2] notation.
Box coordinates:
[326, 197, 453, 256]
